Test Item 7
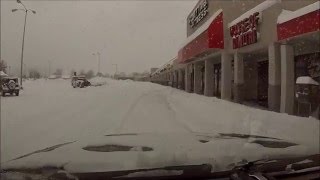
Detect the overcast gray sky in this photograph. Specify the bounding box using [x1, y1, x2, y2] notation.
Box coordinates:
[1, 0, 197, 76]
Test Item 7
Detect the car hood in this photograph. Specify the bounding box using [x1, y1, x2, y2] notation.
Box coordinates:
[2, 132, 318, 174]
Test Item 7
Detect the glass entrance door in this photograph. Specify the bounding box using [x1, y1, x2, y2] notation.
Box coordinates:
[257, 60, 269, 107]
[213, 63, 221, 98]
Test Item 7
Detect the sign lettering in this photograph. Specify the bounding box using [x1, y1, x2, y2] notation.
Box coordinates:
[188, 0, 208, 28]
[230, 12, 261, 49]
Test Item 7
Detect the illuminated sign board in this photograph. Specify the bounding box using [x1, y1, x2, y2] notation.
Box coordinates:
[188, 0, 209, 28]
[230, 12, 261, 49]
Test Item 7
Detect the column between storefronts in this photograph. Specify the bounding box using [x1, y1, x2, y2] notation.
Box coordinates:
[233, 52, 244, 103]
[185, 65, 191, 93]
[221, 53, 232, 100]
[280, 44, 295, 114]
[194, 63, 201, 94]
[268, 43, 281, 112]
[204, 59, 214, 96]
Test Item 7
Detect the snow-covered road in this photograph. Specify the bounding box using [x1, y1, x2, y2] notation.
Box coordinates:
[1, 78, 319, 163]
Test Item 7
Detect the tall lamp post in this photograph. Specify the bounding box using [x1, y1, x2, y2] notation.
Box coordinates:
[8, 66, 11, 76]
[112, 64, 118, 78]
[92, 52, 101, 76]
[12, 0, 36, 88]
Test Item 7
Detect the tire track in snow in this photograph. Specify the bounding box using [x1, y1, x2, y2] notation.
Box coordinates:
[115, 87, 194, 134]
[161, 89, 194, 133]
[113, 90, 153, 134]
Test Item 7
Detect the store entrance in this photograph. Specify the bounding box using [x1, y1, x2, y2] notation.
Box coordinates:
[175, 71, 179, 88]
[181, 70, 185, 90]
[257, 60, 269, 107]
[295, 52, 320, 118]
[190, 64, 194, 93]
[213, 63, 221, 98]
[200, 65, 205, 94]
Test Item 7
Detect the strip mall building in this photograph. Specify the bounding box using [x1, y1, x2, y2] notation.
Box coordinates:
[151, 0, 319, 118]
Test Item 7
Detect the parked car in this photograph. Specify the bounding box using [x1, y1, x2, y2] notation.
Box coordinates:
[0, 77, 20, 96]
[71, 75, 91, 88]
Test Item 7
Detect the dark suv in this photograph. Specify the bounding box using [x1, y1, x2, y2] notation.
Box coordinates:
[71, 76, 91, 88]
[0, 77, 20, 96]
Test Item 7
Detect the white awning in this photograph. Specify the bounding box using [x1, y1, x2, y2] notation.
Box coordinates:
[277, 1, 320, 24]
[296, 76, 319, 85]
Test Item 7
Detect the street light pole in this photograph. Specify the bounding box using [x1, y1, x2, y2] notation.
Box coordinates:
[48, 60, 51, 77]
[20, 10, 27, 87]
[23, 63, 27, 78]
[92, 52, 101, 76]
[12, 0, 36, 88]
[112, 64, 118, 78]
[98, 52, 101, 75]
[8, 66, 11, 76]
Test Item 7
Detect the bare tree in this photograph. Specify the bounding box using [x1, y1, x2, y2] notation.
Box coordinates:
[70, 69, 77, 76]
[79, 69, 86, 76]
[29, 68, 41, 79]
[53, 68, 63, 76]
[0, 60, 8, 73]
[86, 70, 94, 79]
[131, 72, 139, 77]
[96, 72, 103, 77]
[142, 70, 150, 76]
[119, 72, 126, 77]
[104, 72, 110, 78]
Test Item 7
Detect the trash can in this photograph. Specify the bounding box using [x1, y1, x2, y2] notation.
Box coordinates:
[295, 76, 319, 119]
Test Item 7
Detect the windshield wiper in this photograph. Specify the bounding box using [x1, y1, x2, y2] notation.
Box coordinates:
[230, 154, 320, 180]
[74, 164, 213, 180]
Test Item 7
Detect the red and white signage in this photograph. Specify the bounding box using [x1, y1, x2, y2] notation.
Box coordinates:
[178, 10, 224, 64]
[277, 1, 319, 41]
[230, 12, 261, 49]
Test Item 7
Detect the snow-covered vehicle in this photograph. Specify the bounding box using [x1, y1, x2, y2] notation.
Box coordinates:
[71, 75, 91, 88]
[1, 133, 319, 180]
[0, 77, 20, 96]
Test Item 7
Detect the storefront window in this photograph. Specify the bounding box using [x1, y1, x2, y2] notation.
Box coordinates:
[295, 52, 320, 83]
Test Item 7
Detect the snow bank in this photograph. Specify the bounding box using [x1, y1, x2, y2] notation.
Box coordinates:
[277, 1, 320, 24]
[89, 77, 111, 86]
[1, 79, 319, 174]
[296, 76, 319, 85]
[0, 71, 8, 77]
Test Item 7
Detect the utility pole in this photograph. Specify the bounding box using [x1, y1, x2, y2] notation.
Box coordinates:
[48, 60, 51, 77]
[112, 64, 118, 78]
[98, 52, 101, 75]
[92, 52, 101, 76]
[23, 63, 27, 78]
[8, 66, 11, 76]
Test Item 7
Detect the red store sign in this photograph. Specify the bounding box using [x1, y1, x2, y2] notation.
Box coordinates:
[230, 12, 260, 49]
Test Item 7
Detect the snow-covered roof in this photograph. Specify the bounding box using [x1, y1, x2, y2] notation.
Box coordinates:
[151, 57, 176, 76]
[180, 9, 223, 49]
[0, 71, 8, 77]
[277, 1, 320, 24]
[228, 0, 280, 28]
[296, 76, 319, 85]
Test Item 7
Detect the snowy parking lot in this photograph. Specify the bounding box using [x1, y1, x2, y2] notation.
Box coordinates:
[1, 78, 319, 173]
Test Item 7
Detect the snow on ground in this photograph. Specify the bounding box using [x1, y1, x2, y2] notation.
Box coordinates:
[89, 76, 109, 86]
[1, 78, 319, 173]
